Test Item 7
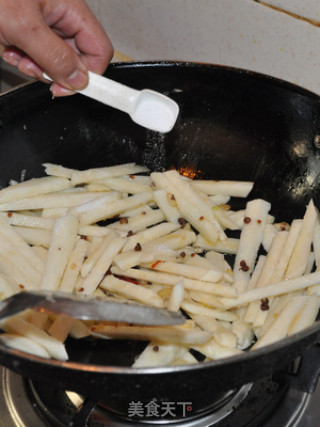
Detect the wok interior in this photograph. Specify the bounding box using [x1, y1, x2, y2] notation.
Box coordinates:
[1, 61, 320, 372]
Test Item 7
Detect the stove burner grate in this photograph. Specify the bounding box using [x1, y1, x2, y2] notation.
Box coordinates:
[25, 374, 288, 426]
[0, 363, 314, 427]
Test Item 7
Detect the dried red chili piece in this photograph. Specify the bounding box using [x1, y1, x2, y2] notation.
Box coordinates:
[257, 219, 262, 224]
[180, 251, 186, 258]
[260, 298, 270, 311]
[279, 222, 289, 231]
[199, 216, 205, 221]
[120, 217, 129, 224]
[116, 275, 140, 285]
[134, 243, 142, 251]
[127, 230, 134, 237]
[7, 212, 13, 218]
[239, 260, 249, 271]
[153, 346, 159, 352]
[151, 260, 162, 269]
[178, 217, 187, 227]
[243, 217, 251, 224]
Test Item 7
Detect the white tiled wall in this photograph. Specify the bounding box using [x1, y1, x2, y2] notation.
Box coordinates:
[87, 0, 320, 95]
[259, 0, 320, 22]
[2, 0, 320, 95]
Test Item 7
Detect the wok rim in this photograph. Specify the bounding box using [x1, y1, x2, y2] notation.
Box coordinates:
[0, 317, 319, 375]
[2, 59, 320, 102]
[1, 60, 320, 376]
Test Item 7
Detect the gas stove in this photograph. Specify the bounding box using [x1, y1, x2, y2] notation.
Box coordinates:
[1, 345, 320, 427]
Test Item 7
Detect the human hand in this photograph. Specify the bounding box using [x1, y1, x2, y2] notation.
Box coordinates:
[0, 0, 113, 96]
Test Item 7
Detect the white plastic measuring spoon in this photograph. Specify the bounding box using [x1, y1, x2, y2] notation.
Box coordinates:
[44, 71, 179, 133]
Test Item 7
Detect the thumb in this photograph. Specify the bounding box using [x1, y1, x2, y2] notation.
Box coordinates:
[14, 21, 88, 91]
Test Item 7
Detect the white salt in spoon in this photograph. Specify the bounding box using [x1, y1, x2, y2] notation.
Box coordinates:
[44, 71, 179, 133]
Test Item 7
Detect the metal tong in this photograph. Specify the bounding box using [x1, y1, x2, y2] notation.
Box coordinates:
[0, 291, 185, 326]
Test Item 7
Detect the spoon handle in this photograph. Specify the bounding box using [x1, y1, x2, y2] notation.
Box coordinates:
[43, 71, 139, 114]
[78, 71, 139, 114]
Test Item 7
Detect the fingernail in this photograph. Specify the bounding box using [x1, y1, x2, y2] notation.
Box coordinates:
[19, 61, 40, 79]
[65, 69, 88, 90]
[50, 84, 75, 97]
[2, 50, 20, 67]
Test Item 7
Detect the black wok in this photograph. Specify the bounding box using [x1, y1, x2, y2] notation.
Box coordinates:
[1, 61, 320, 406]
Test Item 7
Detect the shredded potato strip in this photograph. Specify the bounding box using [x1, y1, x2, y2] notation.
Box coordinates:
[0, 215, 44, 272]
[111, 266, 236, 298]
[0, 161, 320, 366]
[233, 199, 271, 293]
[243, 231, 288, 324]
[70, 163, 149, 185]
[133, 343, 183, 367]
[40, 215, 78, 291]
[288, 296, 320, 335]
[167, 280, 185, 312]
[81, 233, 126, 295]
[68, 191, 121, 216]
[0, 176, 72, 204]
[193, 339, 243, 360]
[193, 315, 237, 348]
[93, 177, 152, 194]
[195, 235, 239, 254]
[113, 229, 196, 270]
[285, 200, 318, 279]
[252, 222, 303, 327]
[308, 221, 320, 295]
[0, 333, 51, 358]
[78, 225, 111, 237]
[42, 163, 76, 179]
[153, 189, 181, 223]
[48, 315, 76, 342]
[109, 209, 165, 233]
[252, 296, 313, 349]
[122, 222, 181, 252]
[79, 192, 154, 225]
[1, 212, 55, 230]
[220, 270, 320, 308]
[0, 242, 42, 288]
[0, 223, 44, 289]
[100, 275, 164, 307]
[0, 275, 20, 298]
[313, 221, 320, 270]
[0, 192, 103, 211]
[191, 180, 254, 198]
[0, 257, 38, 290]
[181, 300, 238, 322]
[59, 238, 89, 293]
[152, 171, 225, 242]
[2, 316, 68, 360]
[80, 235, 113, 277]
[141, 260, 223, 283]
[14, 227, 52, 249]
